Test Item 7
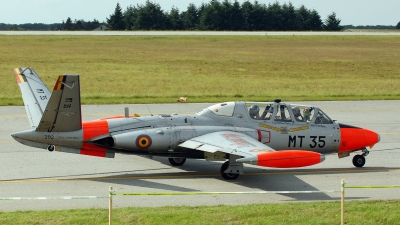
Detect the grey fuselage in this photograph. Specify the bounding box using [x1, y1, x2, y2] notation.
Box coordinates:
[13, 101, 341, 159]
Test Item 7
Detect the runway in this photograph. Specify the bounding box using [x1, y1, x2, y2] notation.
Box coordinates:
[0, 101, 399, 211]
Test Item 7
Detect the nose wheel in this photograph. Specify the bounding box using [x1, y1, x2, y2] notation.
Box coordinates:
[352, 155, 365, 167]
[352, 148, 369, 168]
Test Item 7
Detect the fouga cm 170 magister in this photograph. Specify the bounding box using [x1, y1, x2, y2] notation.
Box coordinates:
[12, 68, 380, 180]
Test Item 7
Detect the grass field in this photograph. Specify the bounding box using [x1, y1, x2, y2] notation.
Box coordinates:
[1, 200, 399, 224]
[1, 35, 400, 105]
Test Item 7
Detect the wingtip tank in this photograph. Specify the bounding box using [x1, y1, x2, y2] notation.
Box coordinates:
[237, 150, 324, 168]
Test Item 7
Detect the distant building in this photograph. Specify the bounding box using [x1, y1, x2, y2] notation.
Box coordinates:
[93, 25, 107, 31]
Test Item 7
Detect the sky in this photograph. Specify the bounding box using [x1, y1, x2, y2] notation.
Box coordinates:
[0, 0, 399, 26]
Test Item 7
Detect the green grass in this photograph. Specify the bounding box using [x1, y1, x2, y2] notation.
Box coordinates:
[0, 200, 399, 224]
[1, 35, 400, 105]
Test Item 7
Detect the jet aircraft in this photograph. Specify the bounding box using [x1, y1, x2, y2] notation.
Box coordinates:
[12, 68, 380, 180]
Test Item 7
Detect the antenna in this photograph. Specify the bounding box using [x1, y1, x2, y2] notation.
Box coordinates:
[146, 104, 153, 116]
[124, 107, 129, 118]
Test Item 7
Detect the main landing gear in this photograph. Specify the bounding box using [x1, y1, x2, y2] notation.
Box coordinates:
[220, 155, 243, 180]
[168, 156, 244, 180]
[220, 161, 239, 180]
[168, 157, 186, 166]
[352, 148, 369, 168]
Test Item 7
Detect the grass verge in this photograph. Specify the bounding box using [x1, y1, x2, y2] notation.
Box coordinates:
[1, 200, 399, 224]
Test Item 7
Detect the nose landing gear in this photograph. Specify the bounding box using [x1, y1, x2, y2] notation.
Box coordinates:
[352, 148, 369, 167]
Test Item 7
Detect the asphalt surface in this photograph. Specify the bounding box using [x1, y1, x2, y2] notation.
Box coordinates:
[0, 101, 399, 211]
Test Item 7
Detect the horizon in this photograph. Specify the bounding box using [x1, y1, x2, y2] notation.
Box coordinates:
[0, 0, 399, 26]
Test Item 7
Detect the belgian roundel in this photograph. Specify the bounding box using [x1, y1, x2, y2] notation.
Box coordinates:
[135, 135, 152, 149]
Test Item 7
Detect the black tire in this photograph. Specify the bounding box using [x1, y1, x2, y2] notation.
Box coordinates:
[47, 145, 55, 152]
[220, 161, 239, 180]
[352, 155, 366, 167]
[168, 157, 186, 166]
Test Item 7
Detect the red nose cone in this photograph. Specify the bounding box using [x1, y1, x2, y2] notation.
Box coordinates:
[339, 126, 380, 152]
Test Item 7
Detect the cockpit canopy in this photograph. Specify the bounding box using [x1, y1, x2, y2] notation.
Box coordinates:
[198, 101, 334, 125]
[205, 102, 236, 117]
[246, 102, 333, 124]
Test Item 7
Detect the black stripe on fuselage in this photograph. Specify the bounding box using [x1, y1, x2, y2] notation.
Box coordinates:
[338, 123, 361, 129]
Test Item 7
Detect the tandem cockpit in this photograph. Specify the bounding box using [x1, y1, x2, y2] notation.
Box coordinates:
[198, 99, 334, 125]
[246, 100, 334, 125]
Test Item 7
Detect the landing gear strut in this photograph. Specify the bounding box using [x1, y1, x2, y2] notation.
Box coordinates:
[220, 155, 243, 180]
[220, 161, 239, 180]
[168, 157, 186, 166]
[352, 148, 369, 167]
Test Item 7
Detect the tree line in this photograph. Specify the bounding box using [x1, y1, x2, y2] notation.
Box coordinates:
[61, 18, 103, 31]
[0, 23, 62, 31]
[107, 0, 343, 31]
[344, 24, 399, 30]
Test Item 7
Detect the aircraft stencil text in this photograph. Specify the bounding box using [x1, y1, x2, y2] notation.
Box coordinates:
[288, 135, 326, 148]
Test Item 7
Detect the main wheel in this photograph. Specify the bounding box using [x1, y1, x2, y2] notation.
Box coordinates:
[168, 157, 186, 166]
[352, 155, 366, 167]
[220, 161, 239, 180]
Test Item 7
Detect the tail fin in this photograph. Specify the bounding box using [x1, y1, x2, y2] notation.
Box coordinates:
[37, 74, 82, 132]
[14, 68, 51, 128]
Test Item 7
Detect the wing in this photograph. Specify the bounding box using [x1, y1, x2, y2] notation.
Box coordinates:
[14, 68, 51, 128]
[179, 131, 324, 168]
[179, 131, 273, 157]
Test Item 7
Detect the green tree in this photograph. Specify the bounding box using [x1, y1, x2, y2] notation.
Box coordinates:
[63, 17, 73, 30]
[282, 2, 297, 30]
[396, 21, 400, 29]
[167, 7, 183, 30]
[295, 5, 309, 30]
[307, 10, 323, 31]
[251, 1, 268, 30]
[198, 0, 222, 30]
[124, 5, 138, 30]
[220, 0, 232, 30]
[230, 0, 244, 30]
[86, 19, 101, 30]
[135, 0, 167, 30]
[323, 12, 343, 31]
[241, 1, 254, 30]
[75, 20, 83, 30]
[106, 3, 125, 30]
[266, 2, 283, 30]
[182, 3, 198, 30]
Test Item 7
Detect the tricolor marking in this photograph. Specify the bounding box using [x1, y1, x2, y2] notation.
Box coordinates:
[14, 68, 26, 84]
[136, 135, 152, 149]
[53, 76, 66, 90]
